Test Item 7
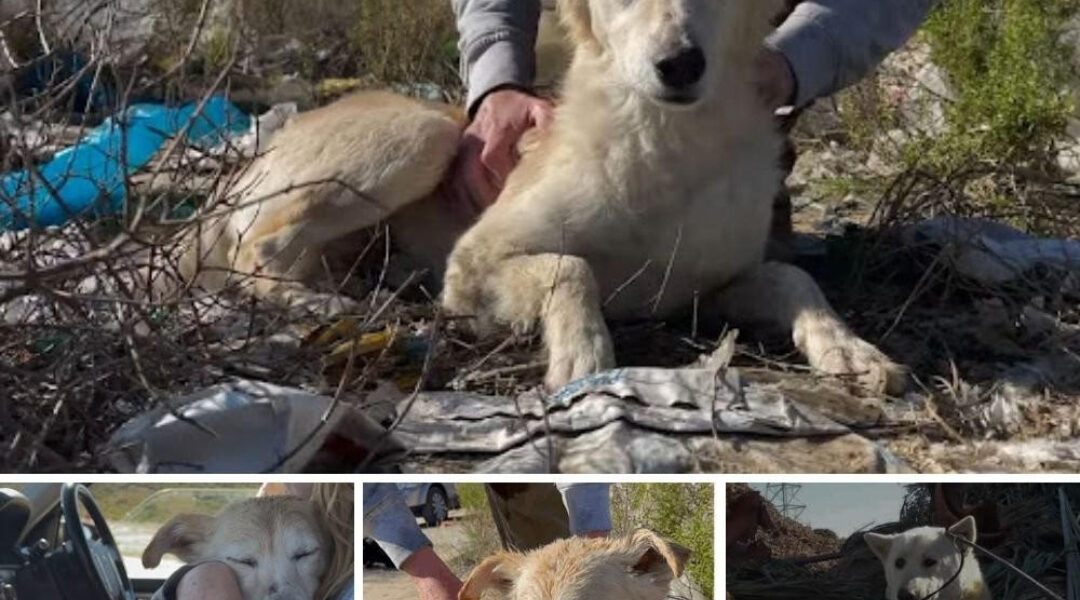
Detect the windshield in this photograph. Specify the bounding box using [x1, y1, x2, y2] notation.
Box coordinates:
[93, 484, 260, 580]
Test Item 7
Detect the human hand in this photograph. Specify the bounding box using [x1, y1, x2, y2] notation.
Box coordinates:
[449, 88, 555, 218]
[401, 546, 463, 600]
[752, 47, 796, 111]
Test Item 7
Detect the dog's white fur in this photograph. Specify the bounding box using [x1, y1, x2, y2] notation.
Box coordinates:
[459, 529, 690, 600]
[864, 516, 990, 600]
[142, 497, 330, 600]
[173, 0, 905, 393]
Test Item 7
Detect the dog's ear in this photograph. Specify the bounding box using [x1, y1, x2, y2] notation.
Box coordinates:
[142, 513, 215, 567]
[557, 0, 598, 51]
[459, 552, 524, 600]
[628, 529, 692, 580]
[948, 515, 977, 545]
[863, 531, 894, 562]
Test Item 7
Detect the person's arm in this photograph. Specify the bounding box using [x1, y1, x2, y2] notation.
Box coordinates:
[452, 0, 543, 115]
[362, 484, 461, 600]
[765, 0, 936, 108]
[448, 0, 552, 214]
[556, 483, 612, 537]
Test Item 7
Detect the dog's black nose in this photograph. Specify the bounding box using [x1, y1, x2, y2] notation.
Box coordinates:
[656, 46, 706, 89]
[898, 590, 917, 600]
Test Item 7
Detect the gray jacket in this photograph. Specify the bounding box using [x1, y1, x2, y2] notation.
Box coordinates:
[452, 0, 935, 112]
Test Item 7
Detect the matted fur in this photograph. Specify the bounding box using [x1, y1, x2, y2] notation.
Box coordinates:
[460, 529, 691, 600]
[172, 0, 906, 394]
[864, 516, 991, 600]
[142, 496, 330, 600]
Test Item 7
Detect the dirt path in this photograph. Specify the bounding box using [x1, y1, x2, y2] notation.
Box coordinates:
[363, 511, 469, 600]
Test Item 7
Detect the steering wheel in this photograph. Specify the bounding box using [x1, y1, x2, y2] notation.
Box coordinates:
[60, 483, 135, 600]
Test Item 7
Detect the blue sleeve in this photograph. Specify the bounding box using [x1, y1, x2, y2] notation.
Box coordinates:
[556, 483, 612, 535]
[362, 483, 432, 568]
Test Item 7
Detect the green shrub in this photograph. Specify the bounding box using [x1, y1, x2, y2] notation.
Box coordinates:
[150, 0, 460, 88]
[917, 0, 1079, 170]
[453, 483, 501, 575]
[349, 0, 460, 88]
[611, 483, 714, 598]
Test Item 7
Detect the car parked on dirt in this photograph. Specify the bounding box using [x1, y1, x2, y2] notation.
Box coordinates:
[396, 483, 459, 527]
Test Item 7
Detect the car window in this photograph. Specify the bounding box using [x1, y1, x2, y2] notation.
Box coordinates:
[91, 484, 260, 581]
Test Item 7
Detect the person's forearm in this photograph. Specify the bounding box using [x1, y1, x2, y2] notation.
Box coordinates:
[400, 546, 462, 600]
[452, 0, 542, 114]
[556, 483, 612, 536]
[766, 0, 936, 107]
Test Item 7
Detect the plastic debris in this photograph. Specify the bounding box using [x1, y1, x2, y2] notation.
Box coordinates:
[393, 366, 907, 473]
[0, 94, 250, 230]
[904, 216, 1080, 285]
[105, 364, 910, 474]
[105, 379, 402, 473]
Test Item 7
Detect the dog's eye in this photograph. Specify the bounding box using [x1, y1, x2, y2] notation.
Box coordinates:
[228, 557, 258, 568]
[923, 558, 937, 568]
[293, 548, 317, 561]
[894, 558, 906, 569]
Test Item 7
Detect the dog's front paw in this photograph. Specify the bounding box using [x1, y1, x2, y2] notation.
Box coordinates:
[800, 324, 908, 395]
[544, 318, 616, 391]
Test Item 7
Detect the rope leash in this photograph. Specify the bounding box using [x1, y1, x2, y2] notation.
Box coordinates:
[916, 532, 1065, 600]
[951, 533, 1065, 600]
[917, 534, 966, 600]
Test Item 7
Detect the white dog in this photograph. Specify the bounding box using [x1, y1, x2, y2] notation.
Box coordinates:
[173, 0, 906, 394]
[142, 497, 330, 600]
[864, 516, 990, 600]
[459, 528, 690, 600]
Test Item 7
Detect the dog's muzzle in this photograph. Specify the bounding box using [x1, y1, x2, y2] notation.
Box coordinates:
[655, 46, 706, 103]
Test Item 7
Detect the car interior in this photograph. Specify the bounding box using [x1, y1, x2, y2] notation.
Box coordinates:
[0, 483, 160, 600]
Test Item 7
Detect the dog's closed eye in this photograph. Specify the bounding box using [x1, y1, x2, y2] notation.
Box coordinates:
[228, 556, 258, 568]
[894, 558, 906, 569]
[292, 548, 318, 561]
[923, 558, 937, 568]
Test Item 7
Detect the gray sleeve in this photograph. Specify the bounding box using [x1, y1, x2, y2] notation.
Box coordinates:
[362, 483, 432, 568]
[766, 0, 936, 107]
[452, 0, 542, 114]
[556, 483, 612, 534]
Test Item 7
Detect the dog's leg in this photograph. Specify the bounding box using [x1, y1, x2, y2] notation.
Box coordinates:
[229, 186, 380, 314]
[221, 95, 463, 311]
[444, 252, 615, 390]
[706, 262, 907, 394]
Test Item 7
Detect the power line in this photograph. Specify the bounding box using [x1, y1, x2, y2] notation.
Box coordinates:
[765, 483, 806, 521]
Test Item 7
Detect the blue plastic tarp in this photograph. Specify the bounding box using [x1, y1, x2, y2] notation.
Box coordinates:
[0, 94, 250, 230]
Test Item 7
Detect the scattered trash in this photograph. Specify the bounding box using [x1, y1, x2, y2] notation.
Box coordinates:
[191, 101, 297, 166]
[104, 362, 914, 474]
[0, 94, 249, 230]
[903, 216, 1080, 285]
[393, 366, 907, 473]
[105, 379, 403, 473]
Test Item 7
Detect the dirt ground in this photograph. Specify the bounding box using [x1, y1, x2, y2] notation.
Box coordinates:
[363, 510, 469, 600]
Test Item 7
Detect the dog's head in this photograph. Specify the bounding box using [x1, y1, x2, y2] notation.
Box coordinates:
[557, 0, 782, 108]
[142, 497, 330, 600]
[458, 529, 690, 600]
[864, 516, 982, 600]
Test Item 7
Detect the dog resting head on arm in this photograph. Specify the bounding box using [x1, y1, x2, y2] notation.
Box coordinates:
[142, 496, 331, 600]
[459, 529, 690, 600]
[864, 516, 990, 600]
